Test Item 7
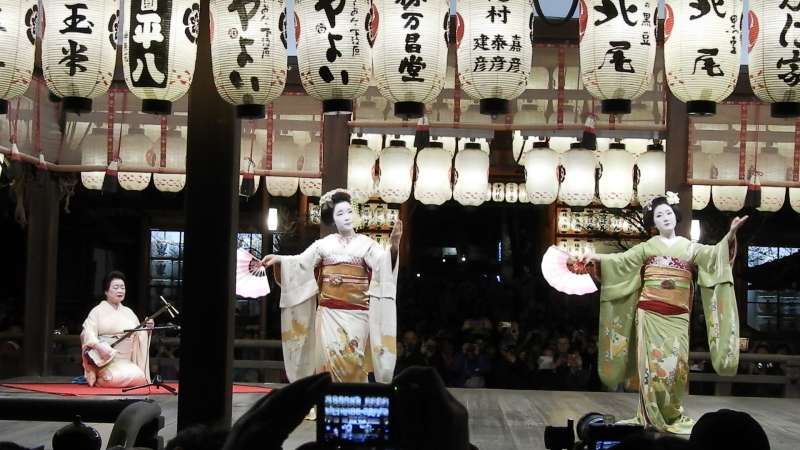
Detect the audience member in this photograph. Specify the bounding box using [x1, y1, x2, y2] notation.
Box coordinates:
[690, 409, 770, 450]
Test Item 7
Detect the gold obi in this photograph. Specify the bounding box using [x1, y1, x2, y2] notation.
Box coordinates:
[640, 264, 694, 314]
[319, 263, 371, 310]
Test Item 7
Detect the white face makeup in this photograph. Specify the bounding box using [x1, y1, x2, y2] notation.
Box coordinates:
[105, 279, 126, 305]
[333, 201, 354, 234]
[653, 203, 676, 234]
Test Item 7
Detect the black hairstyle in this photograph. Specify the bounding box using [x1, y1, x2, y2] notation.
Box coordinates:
[320, 190, 352, 226]
[102, 270, 127, 293]
[643, 196, 682, 229]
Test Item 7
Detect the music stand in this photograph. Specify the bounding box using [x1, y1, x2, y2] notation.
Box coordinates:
[122, 374, 177, 395]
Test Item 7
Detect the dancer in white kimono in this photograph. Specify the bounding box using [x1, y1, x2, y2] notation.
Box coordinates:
[81, 271, 153, 387]
[262, 189, 401, 384]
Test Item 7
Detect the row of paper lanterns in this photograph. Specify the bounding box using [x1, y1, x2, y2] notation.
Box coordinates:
[4, 1, 798, 121]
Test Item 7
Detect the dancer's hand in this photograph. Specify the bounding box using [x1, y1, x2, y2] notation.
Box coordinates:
[260, 254, 281, 267]
[730, 215, 749, 234]
[390, 220, 403, 252]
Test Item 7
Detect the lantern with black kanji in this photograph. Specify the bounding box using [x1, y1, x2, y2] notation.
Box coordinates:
[456, 0, 533, 116]
[0, 0, 37, 115]
[748, 1, 800, 117]
[295, 0, 371, 112]
[123, 0, 199, 115]
[579, 0, 657, 115]
[371, 0, 450, 119]
[664, 0, 741, 115]
[210, 0, 287, 119]
[42, 0, 117, 113]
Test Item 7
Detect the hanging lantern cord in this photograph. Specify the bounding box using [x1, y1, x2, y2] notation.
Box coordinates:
[514, 135, 529, 165]
[532, 0, 579, 26]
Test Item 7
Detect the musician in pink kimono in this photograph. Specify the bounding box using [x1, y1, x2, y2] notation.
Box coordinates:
[262, 189, 401, 384]
[81, 271, 153, 387]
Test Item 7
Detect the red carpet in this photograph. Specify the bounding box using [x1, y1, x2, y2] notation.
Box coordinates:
[0, 383, 273, 396]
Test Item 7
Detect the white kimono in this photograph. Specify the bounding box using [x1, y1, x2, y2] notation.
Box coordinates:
[278, 233, 398, 383]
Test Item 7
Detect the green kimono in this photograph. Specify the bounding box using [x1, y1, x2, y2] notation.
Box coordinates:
[596, 234, 739, 434]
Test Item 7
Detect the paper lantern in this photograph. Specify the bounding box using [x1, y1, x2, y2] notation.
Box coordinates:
[453, 142, 489, 206]
[299, 134, 322, 197]
[153, 129, 187, 192]
[505, 182, 518, 203]
[456, 0, 533, 116]
[296, 0, 371, 112]
[0, 0, 37, 115]
[711, 147, 746, 211]
[558, 142, 597, 206]
[756, 146, 788, 212]
[371, 0, 450, 118]
[42, 0, 117, 113]
[636, 141, 665, 205]
[691, 144, 711, 210]
[378, 139, 415, 203]
[664, 0, 741, 115]
[748, 1, 800, 117]
[790, 188, 800, 213]
[492, 182, 505, 202]
[517, 182, 528, 203]
[523, 141, 560, 205]
[118, 127, 154, 191]
[414, 141, 452, 205]
[266, 134, 300, 197]
[81, 127, 109, 190]
[579, 0, 657, 115]
[123, 0, 199, 114]
[239, 130, 266, 192]
[348, 138, 377, 203]
[599, 142, 635, 208]
[210, 0, 287, 118]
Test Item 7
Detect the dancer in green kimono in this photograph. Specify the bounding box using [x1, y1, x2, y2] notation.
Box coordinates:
[578, 193, 747, 434]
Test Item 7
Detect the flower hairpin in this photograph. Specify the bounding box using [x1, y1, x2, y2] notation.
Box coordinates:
[665, 191, 680, 205]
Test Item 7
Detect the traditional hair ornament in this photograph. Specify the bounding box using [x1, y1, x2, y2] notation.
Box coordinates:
[320, 188, 352, 209]
[643, 191, 680, 211]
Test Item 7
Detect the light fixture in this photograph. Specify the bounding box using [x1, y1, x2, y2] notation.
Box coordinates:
[756, 145, 788, 212]
[153, 129, 187, 192]
[299, 134, 322, 197]
[690, 219, 701, 242]
[636, 141, 666, 206]
[711, 145, 747, 211]
[267, 207, 278, 231]
[524, 140, 560, 205]
[348, 138, 378, 203]
[414, 141, 452, 205]
[265, 134, 300, 197]
[378, 139, 415, 203]
[0, 0, 36, 115]
[80, 127, 109, 190]
[118, 126, 154, 191]
[558, 141, 597, 207]
[691, 144, 712, 210]
[598, 141, 635, 208]
[453, 142, 489, 206]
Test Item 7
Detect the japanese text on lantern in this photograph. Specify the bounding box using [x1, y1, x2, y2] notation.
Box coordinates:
[593, 0, 650, 74]
[471, 0, 523, 75]
[686, 0, 737, 79]
[314, 0, 348, 84]
[397, 0, 427, 82]
[227, 0, 278, 92]
[778, 0, 800, 87]
[59, 3, 95, 76]
[129, 0, 168, 87]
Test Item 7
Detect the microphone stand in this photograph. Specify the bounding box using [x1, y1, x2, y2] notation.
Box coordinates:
[122, 374, 177, 395]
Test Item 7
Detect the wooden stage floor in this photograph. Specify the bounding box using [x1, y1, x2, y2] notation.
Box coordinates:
[2, 381, 798, 450]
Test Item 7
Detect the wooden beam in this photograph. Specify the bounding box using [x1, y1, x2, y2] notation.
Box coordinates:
[665, 91, 691, 237]
[177, 0, 238, 430]
[320, 112, 351, 237]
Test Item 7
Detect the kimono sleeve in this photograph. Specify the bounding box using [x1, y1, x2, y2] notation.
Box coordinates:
[278, 240, 322, 308]
[364, 239, 399, 383]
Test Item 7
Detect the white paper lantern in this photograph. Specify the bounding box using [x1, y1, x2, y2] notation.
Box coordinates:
[210, 0, 286, 119]
[0, 0, 37, 115]
[492, 182, 505, 202]
[299, 135, 322, 197]
[456, 0, 533, 116]
[81, 127, 109, 190]
[517, 182, 528, 203]
[579, 0, 657, 115]
[505, 182, 518, 203]
[154, 129, 187, 192]
[558, 142, 597, 206]
[348, 138, 377, 203]
[636, 141, 665, 205]
[523, 141, 560, 204]
[266, 134, 300, 197]
[296, 0, 371, 112]
[756, 146, 788, 212]
[691, 144, 711, 210]
[371, 0, 449, 118]
[711, 147, 746, 211]
[123, 0, 199, 114]
[42, 0, 117, 113]
[118, 127, 154, 191]
[664, 0, 741, 115]
[414, 141, 452, 205]
[599, 142, 635, 208]
[378, 139, 415, 203]
[240, 130, 266, 191]
[748, 1, 800, 117]
[453, 142, 489, 206]
[790, 188, 800, 213]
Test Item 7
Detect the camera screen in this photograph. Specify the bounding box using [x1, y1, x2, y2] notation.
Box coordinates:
[319, 392, 392, 445]
[595, 441, 621, 450]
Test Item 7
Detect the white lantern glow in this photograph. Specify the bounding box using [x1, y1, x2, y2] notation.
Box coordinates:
[456, 0, 533, 116]
[378, 139, 415, 203]
[42, 0, 117, 113]
[414, 141, 452, 205]
[664, 0, 741, 115]
[210, 0, 286, 119]
[81, 127, 109, 190]
[579, 0, 657, 115]
[348, 138, 378, 203]
[118, 127, 154, 191]
[756, 146, 788, 212]
[505, 182, 518, 203]
[599, 142, 635, 208]
[299, 135, 322, 197]
[266, 134, 300, 197]
[790, 188, 800, 213]
[123, 0, 199, 114]
[453, 142, 489, 206]
[711, 147, 746, 211]
[558, 142, 597, 207]
[523, 141, 560, 205]
[371, 0, 450, 118]
[748, 1, 800, 117]
[154, 129, 187, 192]
[492, 182, 505, 202]
[636, 141, 666, 205]
[0, 0, 36, 115]
[296, 0, 371, 112]
[691, 144, 711, 210]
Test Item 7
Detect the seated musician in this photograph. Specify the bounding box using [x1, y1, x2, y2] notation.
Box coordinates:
[80, 271, 153, 387]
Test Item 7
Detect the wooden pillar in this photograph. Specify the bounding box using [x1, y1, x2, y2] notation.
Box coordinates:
[665, 91, 691, 237]
[320, 112, 351, 237]
[23, 171, 59, 376]
[177, 0, 239, 430]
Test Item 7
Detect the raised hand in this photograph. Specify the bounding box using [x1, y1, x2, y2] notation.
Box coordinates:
[729, 215, 749, 234]
[260, 254, 281, 267]
[390, 220, 403, 251]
